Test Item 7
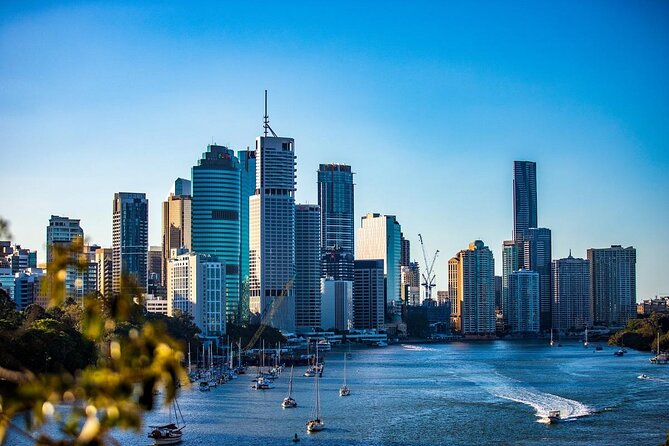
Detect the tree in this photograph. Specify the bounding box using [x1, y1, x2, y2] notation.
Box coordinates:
[0, 237, 187, 445]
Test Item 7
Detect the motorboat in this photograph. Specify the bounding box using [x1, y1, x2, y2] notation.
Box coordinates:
[198, 381, 210, 392]
[638, 374, 649, 379]
[546, 410, 561, 424]
[613, 349, 624, 357]
[252, 375, 273, 390]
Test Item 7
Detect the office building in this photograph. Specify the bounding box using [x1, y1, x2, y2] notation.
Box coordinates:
[588, 245, 637, 327]
[400, 233, 410, 267]
[522, 227, 552, 331]
[192, 145, 241, 324]
[167, 248, 225, 337]
[356, 213, 402, 320]
[454, 241, 495, 336]
[321, 278, 353, 331]
[112, 192, 149, 294]
[46, 216, 84, 299]
[238, 148, 257, 324]
[513, 161, 537, 240]
[352, 259, 385, 330]
[552, 253, 590, 332]
[401, 262, 420, 306]
[161, 178, 192, 288]
[249, 134, 297, 332]
[318, 163, 355, 281]
[508, 269, 540, 333]
[144, 294, 169, 315]
[436, 290, 449, 307]
[295, 204, 321, 331]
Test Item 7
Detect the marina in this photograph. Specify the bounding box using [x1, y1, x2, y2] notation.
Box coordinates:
[101, 340, 669, 446]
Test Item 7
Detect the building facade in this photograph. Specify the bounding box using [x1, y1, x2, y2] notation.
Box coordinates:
[522, 227, 552, 331]
[455, 241, 495, 336]
[318, 163, 354, 281]
[238, 149, 257, 324]
[321, 278, 353, 331]
[352, 260, 385, 330]
[508, 269, 540, 333]
[46, 215, 84, 300]
[356, 213, 402, 320]
[513, 160, 537, 240]
[167, 248, 225, 337]
[112, 193, 149, 293]
[587, 245, 637, 327]
[249, 136, 296, 332]
[161, 178, 192, 288]
[552, 254, 591, 332]
[295, 204, 321, 331]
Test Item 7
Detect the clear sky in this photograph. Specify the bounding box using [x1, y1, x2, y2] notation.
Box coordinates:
[1, 1, 668, 300]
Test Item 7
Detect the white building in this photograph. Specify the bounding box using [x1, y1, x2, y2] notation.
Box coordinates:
[321, 278, 353, 331]
[167, 249, 225, 337]
[508, 269, 540, 333]
[144, 294, 168, 315]
[249, 135, 296, 332]
[356, 213, 402, 320]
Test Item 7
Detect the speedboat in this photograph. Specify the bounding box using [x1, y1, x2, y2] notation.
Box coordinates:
[546, 410, 561, 424]
[613, 349, 624, 357]
[638, 374, 649, 379]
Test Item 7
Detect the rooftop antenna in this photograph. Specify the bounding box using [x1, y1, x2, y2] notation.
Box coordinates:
[263, 90, 277, 138]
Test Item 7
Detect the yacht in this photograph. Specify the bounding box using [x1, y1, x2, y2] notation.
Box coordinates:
[650, 332, 669, 365]
[252, 375, 273, 390]
[148, 397, 185, 445]
[339, 353, 351, 397]
[583, 327, 589, 348]
[282, 366, 297, 408]
[306, 368, 324, 433]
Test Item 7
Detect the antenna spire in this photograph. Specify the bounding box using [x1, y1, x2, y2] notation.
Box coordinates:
[263, 90, 277, 138]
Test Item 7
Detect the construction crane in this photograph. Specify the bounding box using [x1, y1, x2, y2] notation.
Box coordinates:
[244, 276, 294, 351]
[418, 234, 439, 302]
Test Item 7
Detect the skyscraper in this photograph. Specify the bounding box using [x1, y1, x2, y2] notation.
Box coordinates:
[352, 259, 385, 330]
[356, 213, 402, 321]
[501, 239, 522, 322]
[454, 240, 495, 336]
[508, 269, 540, 333]
[447, 256, 461, 331]
[161, 178, 191, 288]
[400, 233, 410, 267]
[523, 227, 552, 331]
[167, 248, 225, 337]
[238, 148, 256, 324]
[249, 135, 297, 332]
[552, 253, 590, 332]
[513, 161, 537, 240]
[112, 193, 148, 293]
[317, 163, 354, 281]
[587, 245, 637, 327]
[94, 247, 112, 297]
[295, 204, 321, 331]
[191, 145, 241, 324]
[321, 278, 353, 331]
[46, 215, 84, 300]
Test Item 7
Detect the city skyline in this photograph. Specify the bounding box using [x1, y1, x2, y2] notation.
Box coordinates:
[1, 2, 668, 300]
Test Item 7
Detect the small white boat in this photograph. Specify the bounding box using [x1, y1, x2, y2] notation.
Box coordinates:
[282, 366, 297, 408]
[252, 375, 273, 390]
[638, 374, 649, 380]
[546, 410, 561, 424]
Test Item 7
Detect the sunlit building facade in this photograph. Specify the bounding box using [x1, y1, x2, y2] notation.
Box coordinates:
[112, 193, 148, 293]
[552, 254, 591, 332]
[588, 245, 636, 327]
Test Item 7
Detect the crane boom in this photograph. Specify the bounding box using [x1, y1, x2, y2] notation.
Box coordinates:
[244, 276, 294, 351]
[418, 234, 439, 302]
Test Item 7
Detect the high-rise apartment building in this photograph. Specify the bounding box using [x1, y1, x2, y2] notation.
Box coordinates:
[587, 245, 637, 327]
[295, 204, 321, 331]
[356, 213, 402, 320]
[352, 259, 385, 330]
[513, 161, 537, 240]
[161, 178, 192, 288]
[249, 135, 296, 332]
[318, 163, 354, 281]
[454, 241, 495, 336]
[167, 248, 225, 337]
[238, 149, 256, 324]
[112, 193, 149, 294]
[448, 256, 461, 331]
[95, 247, 113, 297]
[552, 253, 590, 332]
[508, 269, 540, 333]
[46, 215, 84, 299]
[523, 228, 552, 331]
[191, 145, 241, 324]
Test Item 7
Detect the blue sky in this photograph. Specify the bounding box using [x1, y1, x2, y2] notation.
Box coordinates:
[1, 1, 668, 299]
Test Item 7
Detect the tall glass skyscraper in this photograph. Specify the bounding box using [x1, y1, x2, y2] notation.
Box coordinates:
[295, 204, 321, 330]
[191, 145, 241, 324]
[238, 149, 256, 324]
[513, 161, 537, 240]
[317, 163, 354, 281]
[522, 227, 552, 331]
[112, 192, 148, 293]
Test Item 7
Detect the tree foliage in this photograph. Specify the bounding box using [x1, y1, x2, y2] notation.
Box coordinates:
[0, 237, 188, 445]
[608, 313, 669, 352]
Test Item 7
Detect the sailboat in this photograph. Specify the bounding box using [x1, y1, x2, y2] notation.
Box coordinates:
[148, 396, 185, 445]
[339, 353, 350, 397]
[282, 365, 297, 408]
[583, 327, 589, 348]
[550, 329, 554, 347]
[306, 364, 324, 432]
[650, 332, 668, 364]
